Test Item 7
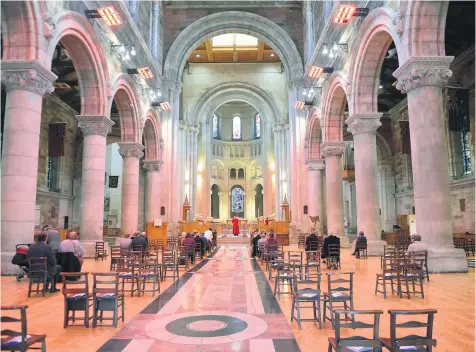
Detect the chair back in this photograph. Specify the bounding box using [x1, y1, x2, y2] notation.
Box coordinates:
[287, 251, 303, 262]
[110, 246, 121, 259]
[92, 273, 120, 297]
[328, 244, 340, 257]
[381, 257, 398, 276]
[309, 241, 319, 251]
[333, 310, 383, 350]
[1, 305, 30, 345]
[326, 272, 354, 298]
[61, 272, 89, 298]
[388, 309, 438, 350]
[28, 257, 48, 280]
[293, 273, 321, 293]
[305, 250, 320, 262]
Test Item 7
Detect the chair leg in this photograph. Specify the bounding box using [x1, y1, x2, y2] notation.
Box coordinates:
[383, 278, 387, 299]
[295, 300, 302, 330]
[291, 298, 295, 322]
[41, 340, 46, 352]
[64, 301, 68, 328]
[92, 299, 97, 328]
[28, 279, 33, 298]
[85, 300, 89, 328]
[317, 298, 322, 329]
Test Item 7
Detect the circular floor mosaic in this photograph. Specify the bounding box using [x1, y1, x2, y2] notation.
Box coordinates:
[166, 315, 247, 337]
[145, 311, 268, 345]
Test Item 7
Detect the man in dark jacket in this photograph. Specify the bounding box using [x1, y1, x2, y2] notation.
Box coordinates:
[27, 233, 62, 292]
[321, 232, 340, 260]
[352, 231, 367, 258]
[306, 232, 319, 251]
[131, 232, 148, 251]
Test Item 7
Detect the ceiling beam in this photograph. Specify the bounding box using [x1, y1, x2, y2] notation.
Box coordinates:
[257, 41, 264, 62]
[205, 40, 214, 62]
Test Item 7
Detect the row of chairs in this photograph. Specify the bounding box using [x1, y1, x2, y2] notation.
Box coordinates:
[454, 237, 475, 256]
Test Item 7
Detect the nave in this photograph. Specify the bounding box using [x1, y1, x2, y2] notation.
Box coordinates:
[2, 244, 474, 352]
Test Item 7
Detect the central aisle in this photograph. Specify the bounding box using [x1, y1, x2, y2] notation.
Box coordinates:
[99, 245, 300, 352]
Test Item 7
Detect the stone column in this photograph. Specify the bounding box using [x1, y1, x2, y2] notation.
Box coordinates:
[322, 141, 348, 246]
[143, 160, 162, 222]
[346, 114, 386, 255]
[76, 116, 114, 257]
[118, 143, 144, 235]
[394, 56, 467, 272]
[306, 159, 325, 234]
[1, 62, 56, 274]
[273, 125, 282, 219]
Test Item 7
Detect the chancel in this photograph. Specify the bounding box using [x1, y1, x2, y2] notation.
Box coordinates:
[0, 1, 474, 351]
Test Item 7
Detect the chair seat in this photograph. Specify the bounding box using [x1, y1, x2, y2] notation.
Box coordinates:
[1, 334, 46, 350]
[296, 288, 320, 300]
[328, 337, 375, 352]
[95, 292, 118, 299]
[380, 336, 431, 351]
[66, 293, 88, 299]
[323, 292, 350, 300]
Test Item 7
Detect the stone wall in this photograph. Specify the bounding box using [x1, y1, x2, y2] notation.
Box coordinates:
[214, 103, 259, 141]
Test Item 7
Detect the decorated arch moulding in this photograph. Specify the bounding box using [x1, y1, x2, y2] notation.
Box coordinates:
[322, 72, 352, 125]
[1, 60, 57, 95]
[118, 142, 145, 159]
[163, 11, 303, 84]
[193, 81, 281, 125]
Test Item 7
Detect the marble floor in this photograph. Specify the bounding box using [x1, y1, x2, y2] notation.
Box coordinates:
[1, 245, 475, 352]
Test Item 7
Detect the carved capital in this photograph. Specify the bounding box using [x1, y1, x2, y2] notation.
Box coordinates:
[143, 160, 162, 171]
[1, 61, 57, 95]
[76, 115, 114, 137]
[118, 143, 144, 159]
[306, 158, 325, 170]
[393, 56, 453, 94]
[346, 113, 382, 135]
[321, 141, 345, 158]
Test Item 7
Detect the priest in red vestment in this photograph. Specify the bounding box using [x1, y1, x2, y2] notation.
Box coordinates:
[232, 216, 240, 236]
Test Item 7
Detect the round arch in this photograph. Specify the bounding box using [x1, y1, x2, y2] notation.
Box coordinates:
[307, 112, 323, 160]
[143, 108, 161, 161]
[321, 72, 350, 142]
[193, 81, 281, 125]
[109, 74, 142, 143]
[163, 11, 303, 83]
[45, 11, 110, 116]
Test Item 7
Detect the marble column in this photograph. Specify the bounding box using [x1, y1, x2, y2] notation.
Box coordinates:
[306, 159, 325, 234]
[118, 143, 144, 235]
[76, 116, 114, 257]
[143, 160, 162, 222]
[322, 141, 348, 246]
[273, 125, 282, 219]
[1, 61, 56, 274]
[346, 113, 386, 255]
[394, 56, 467, 272]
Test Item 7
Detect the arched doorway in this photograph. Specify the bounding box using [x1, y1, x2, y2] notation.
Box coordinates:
[211, 184, 220, 219]
[230, 185, 244, 218]
[255, 184, 263, 218]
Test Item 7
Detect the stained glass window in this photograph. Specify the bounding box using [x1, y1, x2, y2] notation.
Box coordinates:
[461, 131, 472, 175]
[232, 115, 241, 140]
[231, 187, 244, 213]
[255, 114, 261, 138]
[212, 114, 219, 138]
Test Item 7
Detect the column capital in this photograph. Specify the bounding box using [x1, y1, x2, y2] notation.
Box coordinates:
[306, 158, 325, 170]
[1, 61, 57, 95]
[321, 141, 345, 157]
[143, 160, 163, 171]
[118, 143, 144, 158]
[76, 115, 114, 137]
[393, 56, 453, 94]
[346, 113, 382, 136]
[163, 79, 182, 94]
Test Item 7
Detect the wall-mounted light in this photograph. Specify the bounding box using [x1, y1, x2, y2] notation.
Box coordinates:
[295, 101, 306, 110]
[110, 42, 136, 60]
[322, 42, 348, 58]
[127, 68, 153, 79]
[152, 102, 172, 111]
[85, 6, 123, 26]
[334, 5, 369, 24]
[308, 66, 334, 79]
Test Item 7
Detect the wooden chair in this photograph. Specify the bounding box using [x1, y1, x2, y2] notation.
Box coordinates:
[375, 257, 399, 299]
[264, 245, 278, 271]
[92, 273, 125, 328]
[305, 250, 320, 281]
[61, 272, 92, 328]
[109, 246, 121, 271]
[380, 309, 437, 352]
[139, 257, 161, 296]
[27, 258, 48, 298]
[291, 273, 322, 329]
[178, 246, 191, 271]
[464, 237, 475, 256]
[396, 258, 425, 299]
[357, 241, 368, 259]
[323, 272, 355, 329]
[116, 258, 140, 297]
[328, 310, 383, 352]
[327, 244, 341, 270]
[273, 261, 294, 299]
[407, 251, 430, 281]
[95, 242, 106, 260]
[288, 251, 304, 281]
[1, 305, 46, 352]
[381, 245, 396, 268]
[194, 242, 203, 260]
[298, 234, 306, 248]
[161, 249, 179, 281]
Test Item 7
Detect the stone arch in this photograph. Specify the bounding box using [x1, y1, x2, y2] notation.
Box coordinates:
[109, 74, 142, 143]
[1, 1, 42, 61]
[143, 108, 161, 161]
[321, 72, 350, 142]
[44, 11, 110, 116]
[163, 11, 303, 83]
[307, 111, 323, 160]
[349, 7, 404, 115]
[376, 132, 393, 164]
[193, 82, 280, 126]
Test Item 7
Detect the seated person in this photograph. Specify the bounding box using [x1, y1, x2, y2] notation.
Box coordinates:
[131, 232, 148, 251]
[119, 233, 132, 249]
[251, 231, 261, 257]
[264, 233, 278, 252]
[194, 232, 205, 256]
[305, 232, 319, 251]
[407, 235, 429, 254]
[200, 232, 211, 252]
[58, 231, 85, 265]
[43, 225, 61, 253]
[257, 233, 267, 254]
[182, 233, 196, 253]
[352, 231, 367, 258]
[27, 233, 62, 293]
[321, 232, 340, 261]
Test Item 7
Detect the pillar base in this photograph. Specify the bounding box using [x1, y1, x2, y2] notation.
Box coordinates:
[1, 250, 21, 275]
[81, 240, 110, 258]
[427, 246, 468, 273]
[338, 236, 350, 248]
[351, 239, 386, 256]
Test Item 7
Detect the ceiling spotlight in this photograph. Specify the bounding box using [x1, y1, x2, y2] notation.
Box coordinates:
[303, 91, 307, 96]
[322, 46, 328, 55]
[329, 51, 335, 58]
[124, 52, 130, 60]
[196, 54, 200, 57]
[271, 53, 275, 57]
[379, 85, 383, 89]
[131, 47, 136, 56]
[309, 89, 315, 95]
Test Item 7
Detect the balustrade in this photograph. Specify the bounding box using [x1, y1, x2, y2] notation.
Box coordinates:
[211, 140, 262, 159]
